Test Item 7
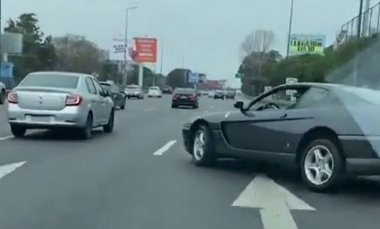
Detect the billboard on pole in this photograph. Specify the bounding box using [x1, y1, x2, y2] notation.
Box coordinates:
[134, 37, 157, 63]
[109, 38, 125, 61]
[109, 38, 136, 61]
[289, 34, 325, 56]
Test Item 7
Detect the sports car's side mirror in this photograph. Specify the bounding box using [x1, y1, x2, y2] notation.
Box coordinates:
[234, 101, 244, 109]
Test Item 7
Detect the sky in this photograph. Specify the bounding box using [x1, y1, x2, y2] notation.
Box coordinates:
[1, 0, 369, 87]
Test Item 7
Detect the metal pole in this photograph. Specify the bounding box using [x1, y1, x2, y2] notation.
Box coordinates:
[286, 0, 294, 58]
[122, 9, 128, 86]
[357, 0, 364, 38]
[122, 6, 137, 86]
[362, 0, 370, 36]
[0, 0, 2, 64]
[354, 0, 365, 86]
[159, 39, 163, 74]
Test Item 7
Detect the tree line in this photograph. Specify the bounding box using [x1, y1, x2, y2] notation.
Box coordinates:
[3, 13, 166, 88]
[237, 29, 380, 96]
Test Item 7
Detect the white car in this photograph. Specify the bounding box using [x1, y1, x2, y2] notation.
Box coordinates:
[7, 71, 115, 139]
[147, 86, 162, 98]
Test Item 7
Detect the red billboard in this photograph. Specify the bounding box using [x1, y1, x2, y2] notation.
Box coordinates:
[134, 37, 157, 63]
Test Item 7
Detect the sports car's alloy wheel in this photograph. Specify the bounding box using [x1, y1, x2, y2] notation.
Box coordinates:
[301, 138, 345, 192]
[304, 145, 334, 186]
[191, 125, 216, 166]
[193, 130, 206, 161]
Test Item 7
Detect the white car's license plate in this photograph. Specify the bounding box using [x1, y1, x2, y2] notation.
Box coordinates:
[180, 96, 187, 99]
[27, 115, 52, 122]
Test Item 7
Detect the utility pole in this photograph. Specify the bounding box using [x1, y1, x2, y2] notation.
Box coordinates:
[122, 6, 137, 87]
[353, 0, 365, 86]
[357, 0, 364, 38]
[362, 0, 370, 36]
[285, 0, 294, 58]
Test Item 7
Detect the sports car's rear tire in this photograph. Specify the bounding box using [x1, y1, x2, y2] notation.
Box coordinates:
[300, 138, 345, 192]
[191, 125, 216, 166]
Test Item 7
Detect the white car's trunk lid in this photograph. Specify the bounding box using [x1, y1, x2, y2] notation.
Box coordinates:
[15, 87, 72, 111]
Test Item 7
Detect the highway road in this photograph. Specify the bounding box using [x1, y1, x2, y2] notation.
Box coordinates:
[0, 95, 379, 229]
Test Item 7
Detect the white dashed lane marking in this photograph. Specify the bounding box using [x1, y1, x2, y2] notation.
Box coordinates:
[153, 140, 177, 156]
[0, 161, 26, 180]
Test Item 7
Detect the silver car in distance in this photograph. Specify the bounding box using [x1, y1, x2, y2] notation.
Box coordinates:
[7, 71, 115, 139]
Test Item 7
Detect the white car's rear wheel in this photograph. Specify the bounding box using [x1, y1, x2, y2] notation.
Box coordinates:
[78, 114, 93, 140]
[10, 125, 26, 138]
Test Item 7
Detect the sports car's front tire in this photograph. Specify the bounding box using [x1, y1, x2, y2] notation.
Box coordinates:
[191, 125, 216, 166]
[300, 138, 345, 192]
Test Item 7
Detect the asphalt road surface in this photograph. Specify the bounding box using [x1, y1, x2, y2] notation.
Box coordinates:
[0, 95, 379, 229]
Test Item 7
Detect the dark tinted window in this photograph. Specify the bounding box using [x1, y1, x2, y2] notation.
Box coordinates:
[20, 74, 79, 88]
[100, 83, 111, 91]
[175, 88, 195, 94]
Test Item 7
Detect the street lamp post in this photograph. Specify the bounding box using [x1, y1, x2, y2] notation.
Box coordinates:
[285, 0, 294, 58]
[122, 6, 137, 87]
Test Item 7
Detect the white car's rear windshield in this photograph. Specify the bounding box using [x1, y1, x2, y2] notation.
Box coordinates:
[149, 87, 159, 90]
[20, 74, 79, 89]
[126, 86, 139, 89]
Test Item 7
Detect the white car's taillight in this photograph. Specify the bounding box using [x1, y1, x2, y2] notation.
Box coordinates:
[65, 94, 82, 106]
[7, 92, 18, 104]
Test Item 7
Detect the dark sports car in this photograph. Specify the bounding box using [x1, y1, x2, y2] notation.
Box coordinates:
[100, 81, 126, 109]
[182, 83, 380, 192]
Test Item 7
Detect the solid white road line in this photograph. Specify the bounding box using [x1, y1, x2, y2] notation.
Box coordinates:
[153, 140, 177, 156]
[0, 161, 26, 180]
[0, 130, 45, 142]
[145, 107, 155, 111]
[232, 175, 315, 229]
[0, 136, 14, 141]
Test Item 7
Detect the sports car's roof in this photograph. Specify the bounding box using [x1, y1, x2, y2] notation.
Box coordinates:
[275, 82, 359, 90]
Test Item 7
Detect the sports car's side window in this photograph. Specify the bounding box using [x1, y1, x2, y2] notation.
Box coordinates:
[294, 87, 328, 109]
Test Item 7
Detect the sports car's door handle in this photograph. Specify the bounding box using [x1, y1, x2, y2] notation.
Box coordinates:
[280, 113, 287, 118]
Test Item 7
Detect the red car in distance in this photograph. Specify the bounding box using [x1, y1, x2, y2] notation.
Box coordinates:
[171, 88, 199, 109]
